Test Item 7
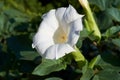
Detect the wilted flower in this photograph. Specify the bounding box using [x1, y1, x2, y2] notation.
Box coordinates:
[32, 5, 83, 59]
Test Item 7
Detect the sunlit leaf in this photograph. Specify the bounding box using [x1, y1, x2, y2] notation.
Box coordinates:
[32, 59, 67, 76]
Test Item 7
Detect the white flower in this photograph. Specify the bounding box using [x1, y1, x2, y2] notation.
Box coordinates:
[32, 5, 83, 60]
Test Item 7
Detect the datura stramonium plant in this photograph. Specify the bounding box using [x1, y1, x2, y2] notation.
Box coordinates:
[32, 5, 83, 60]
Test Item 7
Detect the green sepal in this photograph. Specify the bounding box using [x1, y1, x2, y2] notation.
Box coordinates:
[71, 46, 86, 68]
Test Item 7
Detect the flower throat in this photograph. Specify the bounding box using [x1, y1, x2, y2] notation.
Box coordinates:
[53, 26, 68, 44]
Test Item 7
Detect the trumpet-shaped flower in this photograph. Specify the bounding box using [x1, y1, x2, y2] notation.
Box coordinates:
[32, 5, 83, 59]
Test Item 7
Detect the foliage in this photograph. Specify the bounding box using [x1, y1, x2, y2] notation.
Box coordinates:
[0, 0, 120, 80]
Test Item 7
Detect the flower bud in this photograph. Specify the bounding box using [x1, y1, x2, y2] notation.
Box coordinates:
[78, 0, 101, 41]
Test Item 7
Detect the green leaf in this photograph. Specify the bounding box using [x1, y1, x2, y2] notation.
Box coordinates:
[0, 13, 7, 35]
[0, 71, 6, 77]
[112, 38, 120, 47]
[89, 0, 112, 11]
[93, 68, 120, 80]
[96, 11, 113, 30]
[77, 28, 89, 48]
[45, 77, 63, 80]
[80, 28, 89, 38]
[4, 8, 28, 18]
[92, 53, 120, 80]
[113, 0, 120, 8]
[32, 58, 67, 76]
[89, 55, 101, 68]
[80, 68, 94, 80]
[20, 51, 39, 61]
[82, 52, 120, 80]
[106, 7, 120, 22]
[103, 26, 120, 38]
[3, 8, 30, 22]
[80, 60, 94, 80]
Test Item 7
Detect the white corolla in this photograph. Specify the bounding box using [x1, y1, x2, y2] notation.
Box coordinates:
[32, 5, 83, 59]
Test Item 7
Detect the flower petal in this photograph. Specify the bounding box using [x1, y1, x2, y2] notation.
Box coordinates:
[63, 5, 83, 24]
[67, 17, 83, 46]
[55, 7, 66, 24]
[32, 32, 54, 55]
[41, 10, 59, 31]
[32, 10, 59, 55]
[55, 7, 69, 34]
[43, 44, 75, 59]
[55, 5, 83, 34]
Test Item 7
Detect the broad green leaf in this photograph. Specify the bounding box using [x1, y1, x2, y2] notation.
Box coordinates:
[3, 8, 28, 18]
[100, 52, 120, 66]
[0, 13, 7, 35]
[32, 59, 67, 76]
[103, 26, 120, 38]
[14, 17, 29, 22]
[77, 28, 89, 48]
[80, 28, 89, 38]
[89, 55, 101, 68]
[112, 38, 120, 47]
[82, 53, 120, 80]
[45, 77, 63, 80]
[3, 8, 31, 22]
[113, 0, 120, 8]
[92, 53, 120, 79]
[96, 11, 113, 30]
[89, 0, 112, 11]
[20, 51, 39, 61]
[76, 39, 82, 49]
[80, 68, 94, 80]
[0, 10, 31, 37]
[106, 7, 120, 22]
[93, 69, 120, 80]
[82, 60, 89, 74]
